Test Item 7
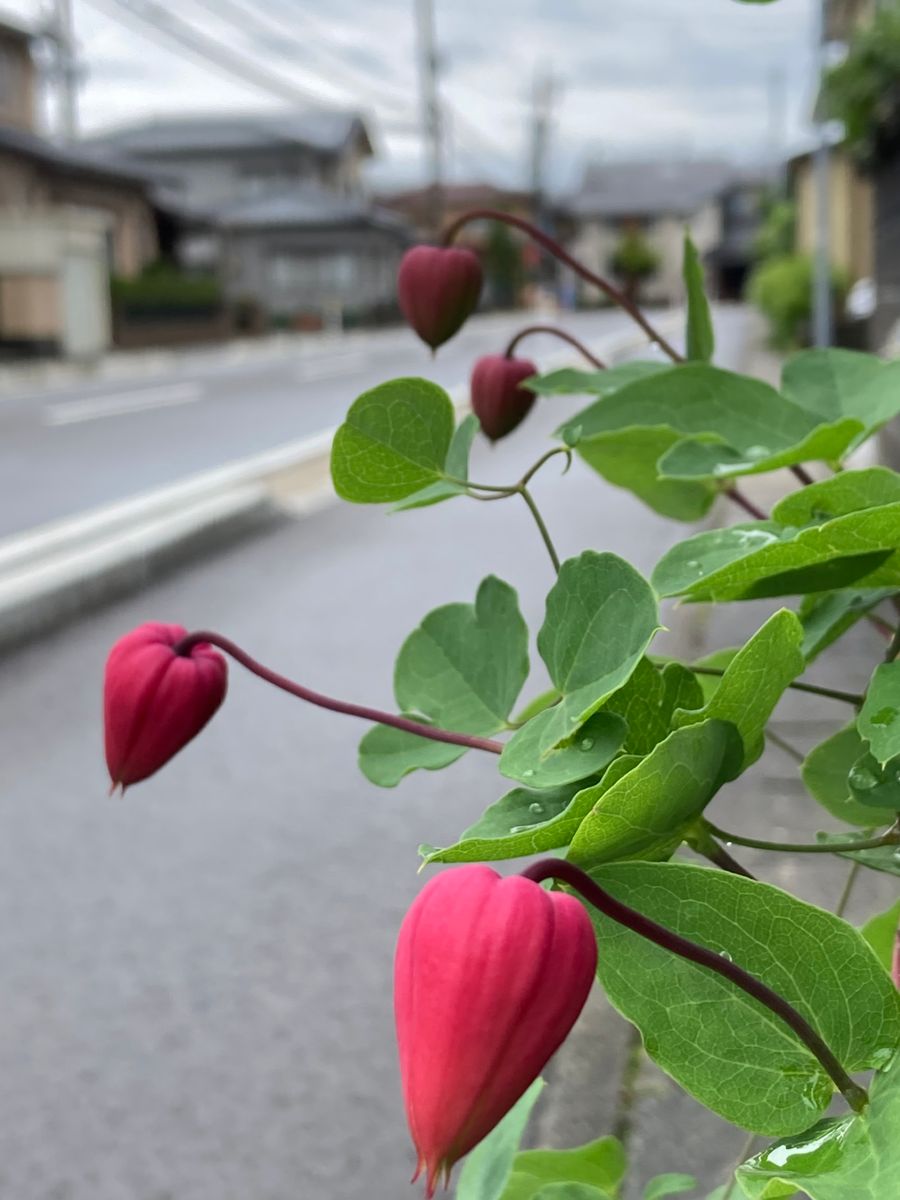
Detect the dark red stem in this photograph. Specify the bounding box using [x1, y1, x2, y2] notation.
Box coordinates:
[441, 209, 684, 364]
[725, 488, 767, 521]
[791, 464, 815, 486]
[504, 324, 607, 370]
[522, 858, 868, 1114]
[173, 632, 504, 755]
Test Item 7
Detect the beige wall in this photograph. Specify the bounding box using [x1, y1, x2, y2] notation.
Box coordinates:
[0, 30, 35, 132]
[0, 274, 58, 338]
[0, 153, 159, 278]
[794, 153, 873, 280]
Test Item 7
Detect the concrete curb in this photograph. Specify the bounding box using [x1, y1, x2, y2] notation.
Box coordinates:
[0, 317, 682, 652]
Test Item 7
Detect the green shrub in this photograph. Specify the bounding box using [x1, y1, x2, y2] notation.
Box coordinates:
[111, 263, 222, 314]
[748, 253, 849, 348]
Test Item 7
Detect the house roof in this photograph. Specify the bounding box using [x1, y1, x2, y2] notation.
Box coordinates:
[569, 160, 735, 219]
[84, 110, 373, 161]
[217, 184, 409, 237]
[0, 8, 36, 44]
[0, 125, 156, 191]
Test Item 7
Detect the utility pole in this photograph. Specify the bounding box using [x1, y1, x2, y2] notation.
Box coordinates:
[530, 69, 555, 228]
[52, 0, 79, 141]
[766, 65, 786, 196]
[414, 0, 444, 237]
[812, 0, 832, 347]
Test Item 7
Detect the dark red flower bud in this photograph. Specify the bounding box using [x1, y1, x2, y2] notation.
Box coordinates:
[470, 354, 538, 441]
[395, 865, 597, 1195]
[104, 622, 227, 790]
[397, 245, 483, 350]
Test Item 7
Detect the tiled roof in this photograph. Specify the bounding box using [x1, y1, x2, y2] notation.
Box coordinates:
[569, 160, 735, 218]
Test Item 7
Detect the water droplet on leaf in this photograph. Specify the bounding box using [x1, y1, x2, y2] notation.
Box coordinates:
[579, 737, 594, 752]
[528, 801, 543, 815]
[849, 765, 878, 791]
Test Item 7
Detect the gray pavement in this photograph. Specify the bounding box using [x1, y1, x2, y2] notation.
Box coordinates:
[0, 310, 623, 540]
[2, 307, 888, 1200]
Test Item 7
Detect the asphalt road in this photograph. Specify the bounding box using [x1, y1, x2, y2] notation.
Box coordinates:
[5, 306, 882, 1200]
[0, 309, 624, 540]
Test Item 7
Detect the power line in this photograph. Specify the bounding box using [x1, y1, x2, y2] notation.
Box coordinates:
[181, 0, 415, 118]
[81, 0, 361, 111]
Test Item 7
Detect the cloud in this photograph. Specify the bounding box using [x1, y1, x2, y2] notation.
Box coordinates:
[8, 0, 816, 188]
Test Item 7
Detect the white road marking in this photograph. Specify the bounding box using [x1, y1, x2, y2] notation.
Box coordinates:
[295, 352, 366, 382]
[43, 382, 204, 426]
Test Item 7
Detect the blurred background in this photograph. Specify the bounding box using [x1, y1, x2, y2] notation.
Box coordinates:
[0, 1, 897, 1198]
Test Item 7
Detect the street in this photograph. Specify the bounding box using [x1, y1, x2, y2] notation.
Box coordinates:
[0, 310, 623, 540]
[2, 306, 893, 1200]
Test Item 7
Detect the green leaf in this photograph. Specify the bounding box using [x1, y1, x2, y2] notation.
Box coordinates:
[781, 348, 900, 441]
[652, 506, 900, 601]
[359, 725, 465, 788]
[772, 467, 900, 526]
[499, 710, 626, 788]
[858, 662, 900, 766]
[512, 688, 562, 727]
[799, 588, 896, 663]
[572, 428, 718, 522]
[499, 1136, 625, 1200]
[676, 610, 804, 767]
[528, 1187, 610, 1200]
[395, 576, 528, 732]
[644, 1174, 698, 1200]
[861, 899, 900, 973]
[536, 550, 659, 727]
[530, 360, 667, 397]
[801, 725, 881, 826]
[567, 721, 742, 871]
[587, 862, 900, 1135]
[848, 750, 900, 810]
[737, 1051, 900, 1199]
[359, 576, 528, 787]
[604, 660, 705, 755]
[683, 233, 714, 363]
[424, 759, 640, 867]
[816, 831, 900, 876]
[331, 377, 454, 503]
[456, 1078, 544, 1200]
[393, 412, 480, 510]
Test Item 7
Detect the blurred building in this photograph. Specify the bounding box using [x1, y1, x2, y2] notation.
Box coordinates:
[0, 12, 159, 358]
[87, 112, 410, 328]
[562, 160, 736, 306]
[788, 148, 873, 284]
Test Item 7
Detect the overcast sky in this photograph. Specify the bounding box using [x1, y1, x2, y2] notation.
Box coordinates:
[9, 0, 818, 191]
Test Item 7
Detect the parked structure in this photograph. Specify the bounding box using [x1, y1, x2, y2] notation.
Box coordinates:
[87, 111, 410, 328]
[563, 160, 734, 306]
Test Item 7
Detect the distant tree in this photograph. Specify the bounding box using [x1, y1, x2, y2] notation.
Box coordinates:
[610, 226, 660, 304]
[483, 221, 524, 308]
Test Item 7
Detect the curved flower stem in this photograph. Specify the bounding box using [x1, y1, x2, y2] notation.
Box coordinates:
[884, 625, 900, 663]
[519, 445, 573, 488]
[690, 665, 864, 707]
[689, 825, 757, 879]
[522, 857, 869, 1115]
[791, 464, 815, 486]
[835, 862, 863, 919]
[441, 208, 684, 363]
[172, 632, 504, 755]
[725, 487, 768, 521]
[866, 612, 895, 641]
[701, 817, 900, 855]
[504, 324, 607, 369]
[519, 485, 561, 573]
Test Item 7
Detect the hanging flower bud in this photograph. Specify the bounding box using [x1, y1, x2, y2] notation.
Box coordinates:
[397, 245, 483, 350]
[470, 354, 538, 441]
[104, 623, 227, 790]
[394, 864, 597, 1196]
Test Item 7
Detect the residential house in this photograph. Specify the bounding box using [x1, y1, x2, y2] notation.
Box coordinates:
[87, 111, 411, 326]
[788, 148, 874, 285]
[0, 12, 161, 357]
[563, 160, 733, 306]
[706, 174, 769, 300]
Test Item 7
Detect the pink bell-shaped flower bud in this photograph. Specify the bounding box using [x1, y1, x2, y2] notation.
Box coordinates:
[394, 864, 597, 1196]
[397, 245, 483, 350]
[470, 354, 538, 441]
[104, 622, 227, 790]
